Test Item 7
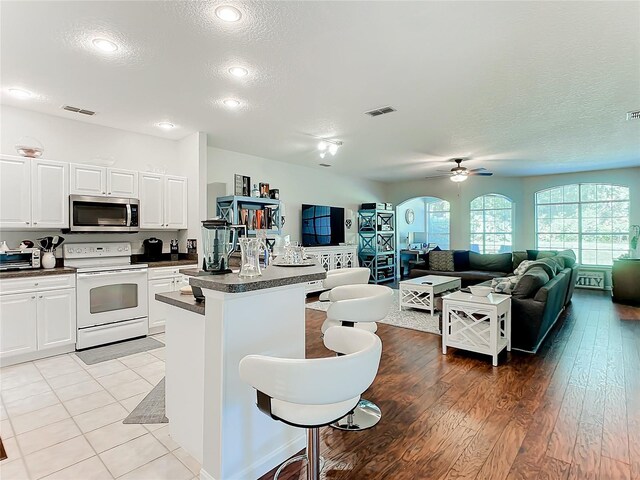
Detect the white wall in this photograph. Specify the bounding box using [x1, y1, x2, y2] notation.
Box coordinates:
[0, 106, 202, 254]
[207, 147, 386, 244]
[386, 167, 640, 251]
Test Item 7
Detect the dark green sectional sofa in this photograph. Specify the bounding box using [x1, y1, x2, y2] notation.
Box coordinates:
[412, 249, 579, 353]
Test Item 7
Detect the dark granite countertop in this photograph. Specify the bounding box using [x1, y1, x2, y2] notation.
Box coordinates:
[156, 291, 204, 316]
[186, 263, 326, 294]
[136, 259, 199, 269]
[0, 266, 77, 280]
[132, 253, 198, 269]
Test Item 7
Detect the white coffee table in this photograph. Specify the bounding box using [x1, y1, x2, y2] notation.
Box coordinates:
[399, 275, 462, 316]
[442, 290, 511, 366]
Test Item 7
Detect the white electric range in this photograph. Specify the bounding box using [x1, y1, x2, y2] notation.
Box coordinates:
[64, 242, 148, 349]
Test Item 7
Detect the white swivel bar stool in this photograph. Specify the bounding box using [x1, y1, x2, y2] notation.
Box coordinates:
[318, 267, 370, 301]
[239, 326, 382, 480]
[321, 284, 393, 430]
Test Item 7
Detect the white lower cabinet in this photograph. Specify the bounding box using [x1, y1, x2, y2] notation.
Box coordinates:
[0, 293, 38, 358]
[37, 288, 76, 350]
[0, 275, 76, 366]
[304, 245, 358, 293]
[148, 265, 196, 334]
[149, 278, 174, 333]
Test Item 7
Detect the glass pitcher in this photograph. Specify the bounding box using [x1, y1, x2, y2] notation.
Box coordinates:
[238, 237, 262, 278]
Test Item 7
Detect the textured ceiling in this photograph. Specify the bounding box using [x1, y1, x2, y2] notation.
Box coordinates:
[1, 1, 639, 181]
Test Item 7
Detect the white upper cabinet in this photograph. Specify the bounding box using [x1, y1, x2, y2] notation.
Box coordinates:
[139, 172, 165, 229]
[70, 164, 106, 196]
[107, 168, 138, 197]
[0, 155, 31, 228]
[165, 176, 188, 229]
[70, 164, 138, 197]
[31, 159, 69, 229]
[0, 155, 68, 230]
[139, 173, 187, 230]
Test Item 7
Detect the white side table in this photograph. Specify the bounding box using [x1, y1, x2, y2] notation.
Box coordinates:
[399, 275, 461, 316]
[442, 291, 511, 366]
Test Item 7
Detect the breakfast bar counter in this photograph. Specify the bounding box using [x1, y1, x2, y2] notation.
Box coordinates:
[161, 263, 326, 480]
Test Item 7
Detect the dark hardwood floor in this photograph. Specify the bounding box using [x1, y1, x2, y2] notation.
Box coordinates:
[258, 290, 640, 480]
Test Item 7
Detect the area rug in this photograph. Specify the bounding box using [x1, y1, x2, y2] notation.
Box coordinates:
[76, 337, 164, 365]
[123, 378, 168, 424]
[306, 289, 441, 335]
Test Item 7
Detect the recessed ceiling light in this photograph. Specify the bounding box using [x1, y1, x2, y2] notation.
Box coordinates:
[157, 122, 175, 130]
[223, 98, 241, 108]
[215, 6, 242, 22]
[228, 66, 248, 77]
[8, 88, 33, 99]
[92, 38, 118, 53]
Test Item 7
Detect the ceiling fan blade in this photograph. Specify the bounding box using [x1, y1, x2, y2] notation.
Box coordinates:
[425, 173, 453, 179]
[469, 172, 493, 176]
[436, 169, 454, 173]
[468, 167, 487, 173]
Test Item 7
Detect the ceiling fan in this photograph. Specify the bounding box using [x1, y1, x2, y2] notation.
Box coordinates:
[426, 158, 494, 182]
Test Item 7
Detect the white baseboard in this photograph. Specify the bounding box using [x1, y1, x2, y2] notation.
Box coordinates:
[199, 434, 305, 480]
[0, 344, 76, 368]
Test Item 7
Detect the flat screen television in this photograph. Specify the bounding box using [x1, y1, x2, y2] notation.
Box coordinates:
[301, 204, 345, 247]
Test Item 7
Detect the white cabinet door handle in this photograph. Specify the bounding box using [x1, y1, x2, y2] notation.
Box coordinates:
[31, 296, 36, 299]
[25, 221, 30, 225]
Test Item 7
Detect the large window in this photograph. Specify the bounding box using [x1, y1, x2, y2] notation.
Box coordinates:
[470, 194, 514, 254]
[535, 183, 629, 266]
[425, 198, 450, 249]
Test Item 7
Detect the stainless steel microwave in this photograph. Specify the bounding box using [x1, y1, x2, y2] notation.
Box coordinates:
[68, 195, 139, 233]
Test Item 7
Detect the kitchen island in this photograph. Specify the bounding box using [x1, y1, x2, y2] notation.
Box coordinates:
[157, 263, 326, 480]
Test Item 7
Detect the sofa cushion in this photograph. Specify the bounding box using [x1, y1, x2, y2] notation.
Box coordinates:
[429, 250, 455, 272]
[512, 267, 550, 298]
[512, 251, 528, 271]
[458, 270, 506, 284]
[550, 255, 566, 270]
[524, 258, 557, 278]
[556, 249, 577, 267]
[453, 250, 470, 271]
[527, 249, 557, 260]
[469, 252, 512, 272]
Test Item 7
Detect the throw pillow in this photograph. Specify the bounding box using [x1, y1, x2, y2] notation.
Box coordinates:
[429, 250, 455, 272]
[514, 259, 535, 276]
[421, 245, 441, 265]
[512, 251, 528, 271]
[523, 259, 557, 278]
[527, 249, 557, 260]
[512, 267, 550, 298]
[491, 275, 519, 294]
[469, 252, 512, 272]
[453, 250, 470, 271]
[556, 249, 577, 267]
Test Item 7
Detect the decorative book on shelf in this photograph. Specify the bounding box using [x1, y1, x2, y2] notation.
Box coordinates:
[216, 196, 282, 236]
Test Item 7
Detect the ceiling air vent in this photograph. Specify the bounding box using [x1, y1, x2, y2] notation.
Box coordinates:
[62, 105, 96, 116]
[319, 163, 332, 167]
[364, 106, 396, 117]
[627, 110, 640, 120]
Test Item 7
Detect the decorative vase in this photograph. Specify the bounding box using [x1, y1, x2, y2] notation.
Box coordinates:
[238, 238, 262, 278]
[42, 251, 56, 269]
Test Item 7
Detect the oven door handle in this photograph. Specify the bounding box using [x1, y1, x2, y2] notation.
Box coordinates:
[126, 204, 132, 227]
[77, 269, 147, 278]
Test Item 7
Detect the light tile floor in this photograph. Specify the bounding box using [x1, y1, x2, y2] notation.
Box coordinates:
[0, 334, 201, 480]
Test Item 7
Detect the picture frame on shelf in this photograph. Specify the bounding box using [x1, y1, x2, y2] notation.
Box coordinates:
[234, 174, 244, 196]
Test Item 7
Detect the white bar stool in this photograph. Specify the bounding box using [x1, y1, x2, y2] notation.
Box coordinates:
[239, 326, 382, 480]
[321, 284, 393, 430]
[318, 267, 371, 301]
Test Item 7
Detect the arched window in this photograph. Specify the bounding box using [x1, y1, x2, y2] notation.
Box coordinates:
[535, 183, 630, 265]
[470, 194, 514, 254]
